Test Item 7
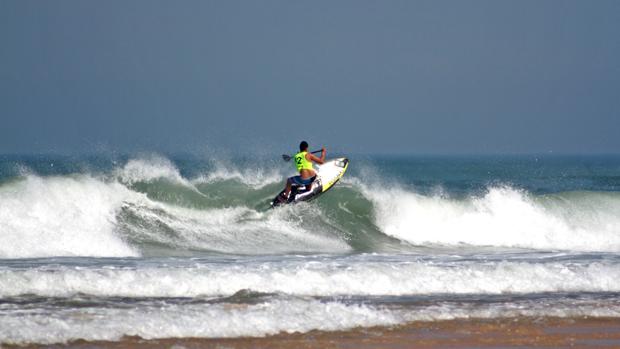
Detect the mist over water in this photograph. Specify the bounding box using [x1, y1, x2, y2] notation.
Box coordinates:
[1, 154, 620, 344]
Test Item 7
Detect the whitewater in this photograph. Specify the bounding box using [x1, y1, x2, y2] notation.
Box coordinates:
[1, 153, 620, 345]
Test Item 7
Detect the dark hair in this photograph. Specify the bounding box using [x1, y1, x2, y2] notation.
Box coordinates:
[299, 141, 308, 151]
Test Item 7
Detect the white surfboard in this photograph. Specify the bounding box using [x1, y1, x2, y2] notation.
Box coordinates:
[271, 158, 349, 207]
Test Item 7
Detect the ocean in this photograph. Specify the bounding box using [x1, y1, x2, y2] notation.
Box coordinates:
[1, 153, 620, 345]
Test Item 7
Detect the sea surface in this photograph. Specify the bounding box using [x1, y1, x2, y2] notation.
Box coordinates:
[1, 153, 620, 345]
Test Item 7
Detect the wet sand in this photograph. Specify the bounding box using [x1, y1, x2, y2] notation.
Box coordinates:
[9, 317, 620, 348]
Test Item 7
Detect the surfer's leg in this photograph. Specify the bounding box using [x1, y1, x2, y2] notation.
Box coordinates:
[284, 176, 305, 198]
[283, 176, 295, 198]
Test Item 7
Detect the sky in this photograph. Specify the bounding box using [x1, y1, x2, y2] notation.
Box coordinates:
[1, 0, 619, 155]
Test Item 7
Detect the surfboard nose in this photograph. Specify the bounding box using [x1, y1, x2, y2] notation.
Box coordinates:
[335, 158, 348, 168]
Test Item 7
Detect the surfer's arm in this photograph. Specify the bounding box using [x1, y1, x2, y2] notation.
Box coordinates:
[308, 148, 326, 164]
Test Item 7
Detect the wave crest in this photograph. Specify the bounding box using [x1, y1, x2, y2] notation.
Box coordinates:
[365, 185, 620, 251]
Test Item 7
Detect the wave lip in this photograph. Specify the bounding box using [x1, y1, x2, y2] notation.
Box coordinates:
[115, 155, 189, 185]
[191, 162, 283, 189]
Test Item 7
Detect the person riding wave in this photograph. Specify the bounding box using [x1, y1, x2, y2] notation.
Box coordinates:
[278, 141, 326, 202]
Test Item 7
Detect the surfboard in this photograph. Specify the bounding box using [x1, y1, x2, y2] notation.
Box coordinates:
[271, 158, 349, 207]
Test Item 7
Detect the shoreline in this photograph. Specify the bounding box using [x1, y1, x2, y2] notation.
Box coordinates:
[8, 316, 620, 349]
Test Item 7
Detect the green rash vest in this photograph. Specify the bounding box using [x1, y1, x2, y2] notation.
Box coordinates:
[294, 151, 313, 172]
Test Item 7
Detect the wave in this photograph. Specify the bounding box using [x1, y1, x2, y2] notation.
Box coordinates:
[3, 292, 620, 344]
[2, 256, 620, 297]
[0, 174, 349, 258]
[1, 155, 620, 258]
[0, 175, 140, 258]
[0, 296, 403, 344]
[366, 185, 620, 251]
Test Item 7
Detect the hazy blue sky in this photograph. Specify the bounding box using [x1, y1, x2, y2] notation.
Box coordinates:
[1, 0, 619, 154]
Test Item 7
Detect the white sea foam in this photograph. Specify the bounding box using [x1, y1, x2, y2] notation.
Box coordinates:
[2, 257, 619, 297]
[120, 202, 350, 254]
[2, 294, 620, 345]
[412, 299, 620, 321]
[363, 185, 620, 252]
[0, 298, 402, 345]
[0, 175, 139, 258]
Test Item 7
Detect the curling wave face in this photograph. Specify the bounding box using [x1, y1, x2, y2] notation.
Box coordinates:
[2, 155, 620, 258]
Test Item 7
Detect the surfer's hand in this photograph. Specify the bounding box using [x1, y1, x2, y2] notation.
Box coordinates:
[321, 147, 326, 153]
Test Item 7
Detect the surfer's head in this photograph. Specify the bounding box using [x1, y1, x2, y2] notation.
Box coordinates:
[299, 141, 308, 151]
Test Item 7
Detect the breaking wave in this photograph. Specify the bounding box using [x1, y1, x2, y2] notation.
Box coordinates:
[4, 293, 620, 345]
[3, 255, 620, 298]
[2, 155, 620, 258]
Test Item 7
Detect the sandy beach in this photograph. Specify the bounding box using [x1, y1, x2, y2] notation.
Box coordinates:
[9, 316, 619, 349]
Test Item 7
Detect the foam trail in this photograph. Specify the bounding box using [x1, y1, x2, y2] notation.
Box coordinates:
[364, 185, 620, 252]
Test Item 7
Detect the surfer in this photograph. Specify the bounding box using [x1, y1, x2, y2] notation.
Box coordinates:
[277, 141, 326, 203]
